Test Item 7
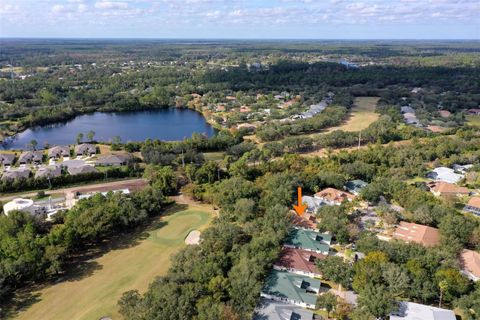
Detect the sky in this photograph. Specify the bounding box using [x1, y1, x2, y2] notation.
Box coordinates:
[0, 0, 479, 39]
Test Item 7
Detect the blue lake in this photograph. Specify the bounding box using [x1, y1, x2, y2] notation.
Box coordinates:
[1, 108, 216, 150]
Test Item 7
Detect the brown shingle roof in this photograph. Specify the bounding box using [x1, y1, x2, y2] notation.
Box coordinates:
[315, 187, 355, 204]
[291, 213, 317, 230]
[393, 221, 440, 247]
[460, 249, 480, 279]
[275, 247, 326, 276]
[429, 182, 469, 195]
[467, 197, 480, 209]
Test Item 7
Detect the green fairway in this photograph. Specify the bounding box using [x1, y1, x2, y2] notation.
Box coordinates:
[12, 204, 213, 320]
[326, 97, 380, 132]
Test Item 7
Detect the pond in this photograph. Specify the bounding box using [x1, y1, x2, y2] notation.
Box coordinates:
[1, 108, 216, 150]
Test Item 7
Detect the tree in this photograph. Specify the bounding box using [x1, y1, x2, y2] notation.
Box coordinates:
[87, 130, 95, 142]
[357, 284, 396, 319]
[382, 263, 409, 298]
[316, 256, 353, 289]
[29, 139, 38, 150]
[76, 133, 84, 144]
[143, 165, 178, 195]
[317, 292, 337, 318]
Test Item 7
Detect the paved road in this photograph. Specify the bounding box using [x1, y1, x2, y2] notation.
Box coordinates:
[0, 178, 148, 202]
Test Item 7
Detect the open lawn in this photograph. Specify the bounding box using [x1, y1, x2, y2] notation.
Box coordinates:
[466, 115, 480, 127]
[11, 203, 213, 320]
[325, 97, 380, 133]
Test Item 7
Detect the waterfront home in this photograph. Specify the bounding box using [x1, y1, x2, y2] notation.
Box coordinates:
[392, 221, 440, 247]
[253, 298, 314, 320]
[459, 249, 480, 282]
[390, 301, 455, 320]
[274, 247, 326, 278]
[1, 168, 31, 181]
[35, 165, 62, 179]
[261, 270, 320, 309]
[314, 187, 355, 206]
[75, 144, 97, 156]
[0, 153, 15, 166]
[18, 151, 43, 164]
[48, 146, 70, 159]
[284, 228, 331, 255]
[95, 154, 132, 166]
[345, 179, 368, 195]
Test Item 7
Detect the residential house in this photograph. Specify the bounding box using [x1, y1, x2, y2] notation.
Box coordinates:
[467, 108, 480, 115]
[393, 221, 440, 247]
[215, 105, 226, 112]
[403, 112, 419, 125]
[35, 165, 62, 179]
[253, 298, 314, 320]
[428, 181, 469, 197]
[1, 168, 31, 181]
[274, 247, 326, 278]
[302, 195, 324, 213]
[74, 144, 97, 156]
[426, 167, 464, 184]
[0, 153, 15, 166]
[18, 151, 43, 164]
[95, 154, 132, 166]
[239, 105, 251, 113]
[284, 228, 331, 255]
[314, 188, 355, 206]
[464, 197, 480, 216]
[452, 163, 473, 173]
[438, 110, 451, 118]
[299, 102, 327, 119]
[292, 213, 318, 231]
[390, 301, 455, 320]
[68, 165, 98, 176]
[459, 249, 480, 282]
[400, 106, 415, 114]
[261, 270, 320, 309]
[345, 180, 368, 195]
[48, 146, 70, 159]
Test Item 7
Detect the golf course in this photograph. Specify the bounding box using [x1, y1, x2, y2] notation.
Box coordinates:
[12, 203, 214, 320]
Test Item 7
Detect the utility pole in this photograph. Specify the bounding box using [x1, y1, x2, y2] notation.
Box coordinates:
[358, 130, 362, 150]
[181, 148, 185, 168]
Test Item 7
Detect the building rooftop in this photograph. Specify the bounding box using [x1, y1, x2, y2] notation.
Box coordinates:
[428, 181, 469, 195]
[275, 247, 326, 276]
[345, 180, 368, 195]
[459, 249, 480, 281]
[427, 167, 464, 184]
[254, 298, 314, 320]
[314, 188, 355, 204]
[393, 221, 440, 247]
[466, 197, 480, 209]
[284, 229, 331, 254]
[263, 270, 320, 307]
[390, 301, 455, 320]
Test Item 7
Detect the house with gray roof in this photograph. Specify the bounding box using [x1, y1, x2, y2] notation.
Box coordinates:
[1, 168, 31, 181]
[261, 270, 320, 309]
[427, 167, 464, 184]
[68, 164, 98, 176]
[48, 146, 70, 159]
[302, 196, 324, 214]
[0, 153, 15, 166]
[35, 165, 62, 179]
[74, 144, 97, 156]
[95, 154, 132, 166]
[390, 301, 455, 320]
[18, 151, 43, 164]
[254, 298, 314, 320]
[345, 180, 368, 195]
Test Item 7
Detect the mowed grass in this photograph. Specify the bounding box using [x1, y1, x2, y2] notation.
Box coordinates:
[12, 204, 213, 320]
[466, 115, 480, 127]
[325, 96, 380, 133]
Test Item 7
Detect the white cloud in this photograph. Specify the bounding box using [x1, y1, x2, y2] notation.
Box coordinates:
[94, 1, 129, 10]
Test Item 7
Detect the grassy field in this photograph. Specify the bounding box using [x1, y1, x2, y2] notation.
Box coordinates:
[326, 96, 380, 133]
[11, 204, 213, 320]
[466, 115, 480, 127]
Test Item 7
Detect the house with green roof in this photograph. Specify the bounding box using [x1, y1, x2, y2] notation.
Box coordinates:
[345, 179, 368, 195]
[284, 228, 331, 255]
[261, 270, 321, 309]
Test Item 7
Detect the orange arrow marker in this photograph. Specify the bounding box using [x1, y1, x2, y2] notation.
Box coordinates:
[293, 187, 307, 216]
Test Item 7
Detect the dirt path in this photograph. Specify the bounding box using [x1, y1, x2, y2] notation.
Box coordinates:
[0, 178, 148, 202]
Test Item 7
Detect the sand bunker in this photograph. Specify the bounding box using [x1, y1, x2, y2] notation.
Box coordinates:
[185, 230, 201, 245]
